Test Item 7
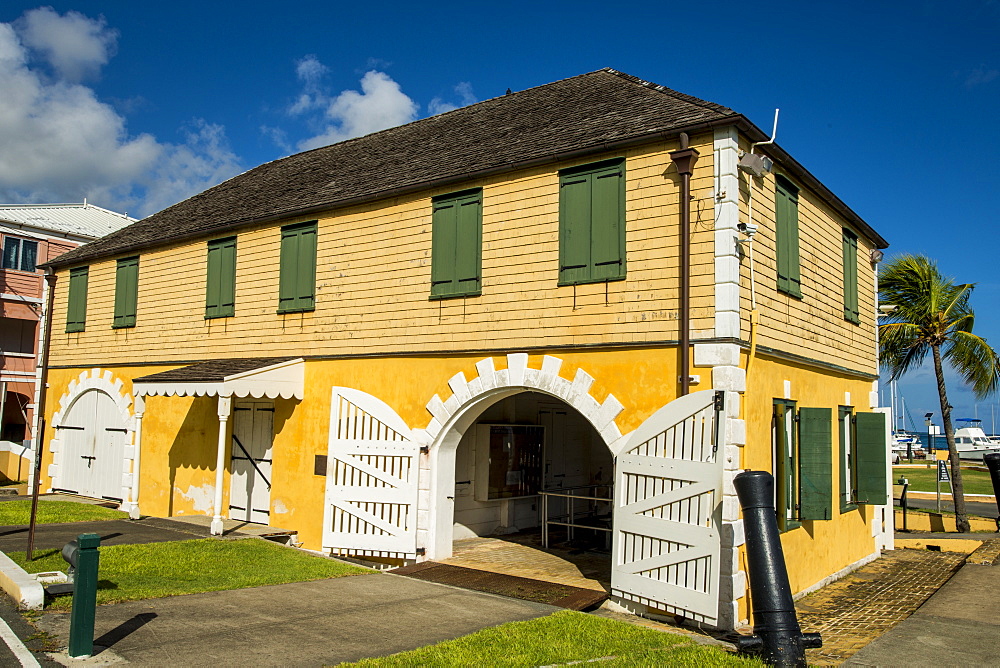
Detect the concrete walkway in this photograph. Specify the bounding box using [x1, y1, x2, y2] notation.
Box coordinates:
[37, 573, 558, 666]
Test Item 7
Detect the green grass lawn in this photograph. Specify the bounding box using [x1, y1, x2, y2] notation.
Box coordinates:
[10, 538, 373, 609]
[895, 465, 996, 495]
[339, 610, 762, 668]
[0, 499, 128, 525]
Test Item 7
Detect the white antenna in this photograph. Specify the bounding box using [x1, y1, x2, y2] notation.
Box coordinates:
[753, 109, 780, 151]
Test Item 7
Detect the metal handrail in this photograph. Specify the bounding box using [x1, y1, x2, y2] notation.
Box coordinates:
[539, 484, 613, 548]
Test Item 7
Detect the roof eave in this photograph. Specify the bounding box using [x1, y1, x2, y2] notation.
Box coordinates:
[44, 112, 887, 268]
[45, 115, 747, 269]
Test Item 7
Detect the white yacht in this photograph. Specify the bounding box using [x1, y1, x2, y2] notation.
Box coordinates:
[891, 430, 924, 462]
[953, 419, 1000, 461]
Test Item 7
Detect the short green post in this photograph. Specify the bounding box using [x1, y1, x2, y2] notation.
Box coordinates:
[68, 533, 100, 658]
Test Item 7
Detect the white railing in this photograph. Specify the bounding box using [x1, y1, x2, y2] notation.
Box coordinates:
[539, 484, 613, 549]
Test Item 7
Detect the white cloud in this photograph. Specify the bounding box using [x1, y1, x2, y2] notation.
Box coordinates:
[0, 9, 242, 218]
[14, 7, 117, 83]
[295, 69, 419, 151]
[965, 65, 999, 88]
[139, 120, 242, 216]
[428, 81, 477, 116]
[289, 55, 328, 115]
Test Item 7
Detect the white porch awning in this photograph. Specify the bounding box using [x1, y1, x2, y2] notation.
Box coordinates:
[132, 357, 304, 400]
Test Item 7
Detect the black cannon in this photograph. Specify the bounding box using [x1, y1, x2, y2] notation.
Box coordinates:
[734, 470, 821, 666]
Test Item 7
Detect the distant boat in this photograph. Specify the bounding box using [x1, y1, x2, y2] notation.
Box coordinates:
[953, 418, 1000, 461]
[891, 429, 924, 461]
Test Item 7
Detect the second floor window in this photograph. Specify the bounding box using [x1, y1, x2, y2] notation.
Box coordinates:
[113, 256, 139, 329]
[558, 158, 626, 285]
[206, 237, 237, 319]
[842, 229, 859, 323]
[431, 189, 482, 299]
[775, 175, 801, 298]
[66, 266, 89, 333]
[278, 221, 317, 314]
[2, 238, 37, 272]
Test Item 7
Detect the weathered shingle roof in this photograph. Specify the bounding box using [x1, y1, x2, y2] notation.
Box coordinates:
[133, 357, 297, 383]
[46, 68, 885, 267]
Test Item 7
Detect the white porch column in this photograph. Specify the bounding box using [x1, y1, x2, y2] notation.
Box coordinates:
[125, 395, 145, 519]
[211, 395, 232, 535]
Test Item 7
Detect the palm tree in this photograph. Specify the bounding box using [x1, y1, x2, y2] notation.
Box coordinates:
[879, 254, 1000, 532]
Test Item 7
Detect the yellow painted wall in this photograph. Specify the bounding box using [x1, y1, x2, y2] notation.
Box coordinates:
[740, 352, 880, 595]
[40, 347, 685, 550]
[737, 137, 878, 375]
[47, 134, 719, 368]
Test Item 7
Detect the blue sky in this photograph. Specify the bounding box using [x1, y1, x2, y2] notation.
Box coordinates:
[1, 1, 998, 426]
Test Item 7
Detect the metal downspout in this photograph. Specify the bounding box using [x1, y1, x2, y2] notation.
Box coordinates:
[26, 270, 57, 560]
[670, 133, 699, 395]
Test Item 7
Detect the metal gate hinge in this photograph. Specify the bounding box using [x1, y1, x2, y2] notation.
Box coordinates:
[714, 391, 725, 412]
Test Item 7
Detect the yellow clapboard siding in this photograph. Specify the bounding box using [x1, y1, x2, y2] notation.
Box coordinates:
[47, 131, 876, 375]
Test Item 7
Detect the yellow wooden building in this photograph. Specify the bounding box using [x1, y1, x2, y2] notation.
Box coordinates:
[34, 69, 890, 630]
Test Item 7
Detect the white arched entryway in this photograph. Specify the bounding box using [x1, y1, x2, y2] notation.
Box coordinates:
[48, 369, 134, 505]
[416, 353, 624, 560]
[417, 353, 729, 627]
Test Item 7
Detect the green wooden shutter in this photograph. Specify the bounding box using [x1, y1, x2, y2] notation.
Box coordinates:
[559, 174, 592, 284]
[278, 223, 316, 313]
[855, 412, 888, 504]
[776, 178, 801, 298]
[278, 226, 298, 311]
[454, 194, 481, 293]
[113, 257, 138, 328]
[431, 190, 482, 298]
[431, 197, 458, 296]
[798, 407, 833, 520]
[296, 224, 316, 310]
[842, 230, 859, 323]
[66, 267, 89, 333]
[591, 165, 625, 281]
[206, 237, 236, 318]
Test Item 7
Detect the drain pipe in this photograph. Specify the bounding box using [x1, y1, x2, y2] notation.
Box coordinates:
[670, 133, 699, 396]
[27, 270, 57, 561]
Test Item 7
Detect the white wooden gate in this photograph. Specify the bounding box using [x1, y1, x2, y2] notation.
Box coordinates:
[55, 389, 127, 501]
[230, 401, 274, 524]
[322, 388, 419, 559]
[612, 389, 726, 624]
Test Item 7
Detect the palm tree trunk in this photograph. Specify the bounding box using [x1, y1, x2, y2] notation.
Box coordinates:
[933, 344, 970, 532]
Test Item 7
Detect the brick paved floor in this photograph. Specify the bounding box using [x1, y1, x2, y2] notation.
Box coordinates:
[795, 549, 966, 665]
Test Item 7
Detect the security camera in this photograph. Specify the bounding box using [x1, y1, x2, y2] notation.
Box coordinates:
[737, 222, 759, 236]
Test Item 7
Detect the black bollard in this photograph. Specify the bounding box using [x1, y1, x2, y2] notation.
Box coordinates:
[984, 453, 1000, 532]
[734, 470, 821, 667]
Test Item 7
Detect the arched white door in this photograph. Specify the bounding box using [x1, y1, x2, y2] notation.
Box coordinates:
[55, 389, 127, 501]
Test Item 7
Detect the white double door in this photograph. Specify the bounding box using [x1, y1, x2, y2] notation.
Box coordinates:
[58, 389, 127, 501]
[230, 400, 274, 524]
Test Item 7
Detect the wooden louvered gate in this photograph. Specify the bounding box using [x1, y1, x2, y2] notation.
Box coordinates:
[611, 390, 726, 624]
[322, 388, 419, 559]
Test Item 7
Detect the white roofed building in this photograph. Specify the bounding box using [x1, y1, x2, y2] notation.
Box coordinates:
[0, 202, 133, 472]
